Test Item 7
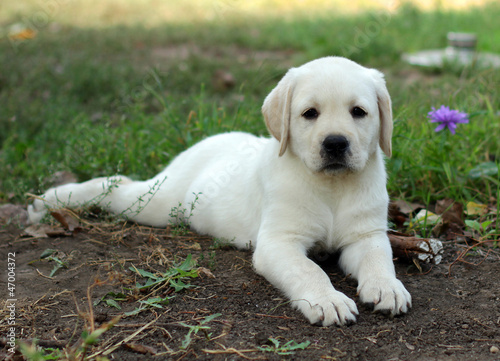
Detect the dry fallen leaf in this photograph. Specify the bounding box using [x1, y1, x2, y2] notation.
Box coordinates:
[23, 224, 69, 238]
[22, 209, 81, 238]
[466, 201, 489, 216]
[181, 242, 202, 251]
[197, 267, 216, 279]
[392, 200, 424, 215]
[389, 200, 425, 228]
[50, 209, 82, 233]
[23, 224, 50, 238]
[388, 202, 408, 227]
[411, 209, 440, 227]
[435, 198, 464, 227]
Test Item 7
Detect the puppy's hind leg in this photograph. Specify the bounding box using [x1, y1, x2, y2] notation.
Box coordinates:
[28, 175, 134, 223]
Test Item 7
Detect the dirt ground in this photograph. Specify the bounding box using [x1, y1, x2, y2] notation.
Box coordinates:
[1, 215, 500, 361]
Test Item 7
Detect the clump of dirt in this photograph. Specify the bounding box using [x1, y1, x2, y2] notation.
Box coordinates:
[1, 218, 499, 360]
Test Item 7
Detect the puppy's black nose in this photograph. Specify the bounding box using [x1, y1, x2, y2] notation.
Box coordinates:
[322, 135, 349, 156]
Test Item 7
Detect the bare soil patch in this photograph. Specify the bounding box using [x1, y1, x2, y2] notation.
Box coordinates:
[1, 218, 500, 360]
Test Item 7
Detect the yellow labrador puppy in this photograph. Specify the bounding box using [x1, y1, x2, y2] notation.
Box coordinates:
[29, 57, 411, 326]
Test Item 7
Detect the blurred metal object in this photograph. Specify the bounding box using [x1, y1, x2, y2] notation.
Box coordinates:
[402, 32, 500, 68]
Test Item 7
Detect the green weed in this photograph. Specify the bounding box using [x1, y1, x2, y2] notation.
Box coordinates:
[168, 193, 200, 236]
[130, 254, 198, 291]
[124, 296, 174, 316]
[179, 313, 222, 350]
[18, 317, 118, 361]
[124, 255, 198, 315]
[18, 342, 64, 361]
[257, 338, 311, 355]
[28, 249, 69, 277]
[211, 237, 234, 250]
[94, 292, 127, 310]
[465, 219, 498, 240]
[116, 176, 168, 220]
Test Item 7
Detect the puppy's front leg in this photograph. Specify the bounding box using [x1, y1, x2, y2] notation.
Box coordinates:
[253, 238, 358, 326]
[339, 234, 412, 315]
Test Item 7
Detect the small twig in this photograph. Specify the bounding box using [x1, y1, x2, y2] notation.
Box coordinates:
[33, 301, 60, 311]
[50, 290, 73, 300]
[255, 313, 296, 320]
[88, 317, 158, 358]
[448, 239, 497, 276]
[83, 239, 108, 245]
[388, 231, 443, 264]
[437, 344, 464, 349]
[176, 349, 197, 361]
[35, 268, 54, 279]
[235, 256, 252, 265]
[208, 331, 229, 342]
[185, 294, 217, 301]
[114, 322, 186, 329]
[203, 345, 263, 360]
[363, 329, 392, 343]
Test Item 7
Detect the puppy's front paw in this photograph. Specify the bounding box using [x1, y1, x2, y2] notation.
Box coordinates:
[293, 290, 358, 326]
[358, 277, 411, 315]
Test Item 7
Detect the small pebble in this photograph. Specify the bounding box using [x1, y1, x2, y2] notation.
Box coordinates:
[490, 346, 499, 354]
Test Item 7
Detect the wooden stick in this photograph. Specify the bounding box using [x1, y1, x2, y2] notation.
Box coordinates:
[388, 231, 443, 264]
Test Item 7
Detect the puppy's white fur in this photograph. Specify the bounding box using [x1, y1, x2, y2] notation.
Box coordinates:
[29, 57, 411, 326]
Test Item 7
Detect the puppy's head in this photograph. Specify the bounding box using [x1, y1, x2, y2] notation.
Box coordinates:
[262, 56, 393, 174]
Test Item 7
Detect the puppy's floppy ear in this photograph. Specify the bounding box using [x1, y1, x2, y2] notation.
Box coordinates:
[369, 69, 393, 158]
[262, 69, 295, 157]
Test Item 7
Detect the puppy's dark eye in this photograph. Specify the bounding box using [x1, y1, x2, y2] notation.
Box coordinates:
[351, 106, 367, 118]
[302, 108, 319, 120]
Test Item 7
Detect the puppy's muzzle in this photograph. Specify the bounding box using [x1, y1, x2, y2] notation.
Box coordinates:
[320, 135, 350, 171]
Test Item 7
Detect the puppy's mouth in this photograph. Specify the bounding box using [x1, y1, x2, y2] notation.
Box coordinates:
[321, 161, 349, 173]
[319, 145, 351, 174]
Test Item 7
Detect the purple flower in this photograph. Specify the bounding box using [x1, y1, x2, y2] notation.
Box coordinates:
[428, 105, 469, 134]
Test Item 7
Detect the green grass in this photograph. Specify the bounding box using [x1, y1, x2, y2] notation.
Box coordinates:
[0, 1, 499, 233]
[257, 338, 311, 355]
